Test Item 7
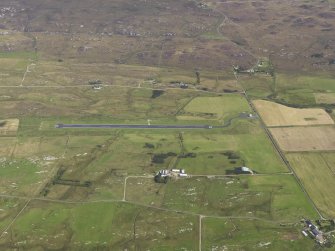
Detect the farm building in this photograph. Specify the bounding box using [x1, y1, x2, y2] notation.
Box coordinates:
[154, 169, 188, 183]
[304, 220, 326, 245]
[235, 166, 253, 174]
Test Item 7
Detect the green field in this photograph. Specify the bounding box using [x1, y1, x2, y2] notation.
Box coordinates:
[2, 201, 198, 250]
[180, 121, 287, 174]
[126, 176, 317, 221]
[202, 218, 316, 251]
[180, 95, 251, 122]
[0, 158, 46, 196]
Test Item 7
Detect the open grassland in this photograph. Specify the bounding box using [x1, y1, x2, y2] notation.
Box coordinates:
[176, 152, 244, 175]
[180, 95, 251, 122]
[1, 201, 198, 251]
[272, 74, 335, 107]
[126, 176, 317, 221]
[0, 158, 49, 197]
[1, 57, 239, 92]
[202, 218, 315, 251]
[239, 75, 274, 98]
[270, 126, 335, 152]
[276, 74, 335, 94]
[0, 197, 28, 233]
[287, 153, 335, 218]
[254, 100, 334, 127]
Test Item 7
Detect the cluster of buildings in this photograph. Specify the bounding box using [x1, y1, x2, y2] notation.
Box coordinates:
[302, 220, 326, 245]
[154, 169, 188, 183]
[157, 169, 188, 178]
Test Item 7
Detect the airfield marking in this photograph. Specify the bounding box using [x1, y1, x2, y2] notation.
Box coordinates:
[20, 63, 35, 87]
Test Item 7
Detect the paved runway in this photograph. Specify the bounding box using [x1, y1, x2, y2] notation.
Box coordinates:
[55, 113, 257, 130]
[56, 124, 213, 129]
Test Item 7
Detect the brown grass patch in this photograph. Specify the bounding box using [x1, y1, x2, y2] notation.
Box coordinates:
[270, 126, 335, 151]
[253, 100, 334, 127]
[0, 119, 19, 136]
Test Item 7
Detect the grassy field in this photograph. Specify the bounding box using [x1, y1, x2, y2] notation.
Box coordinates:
[180, 95, 251, 122]
[0, 197, 28, 233]
[2, 201, 198, 251]
[181, 120, 287, 174]
[0, 158, 49, 197]
[202, 218, 316, 251]
[239, 75, 274, 98]
[125, 175, 318, 221]
[276, 74, 335, 93]
[287, 153, 335, 218]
